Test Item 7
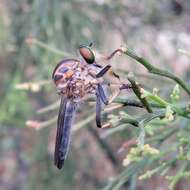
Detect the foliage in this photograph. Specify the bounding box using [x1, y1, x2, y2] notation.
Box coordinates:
[1, 1, 190, 190]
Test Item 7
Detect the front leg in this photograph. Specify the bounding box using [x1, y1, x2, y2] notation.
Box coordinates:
[95, 83, 132, 128]
[96, 65, 111, 78]
[95, 48, 123, 78]
[105, 49, 123, 61]
[96, 82, 111, 128]
[97, 84, 109, 105]
[106, 83, 133, 104]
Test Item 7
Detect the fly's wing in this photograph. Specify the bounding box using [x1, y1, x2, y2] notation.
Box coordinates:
[54, 97, 77, 169]
[96, 91, 102, 128]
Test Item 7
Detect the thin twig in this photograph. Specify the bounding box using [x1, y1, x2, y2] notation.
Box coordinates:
[127, 74, 153, 113]
[37, 100, 60, 114]
[178, 49, 190, 58]
[25, 37, 71, 57]
[120, 47, 190, 96]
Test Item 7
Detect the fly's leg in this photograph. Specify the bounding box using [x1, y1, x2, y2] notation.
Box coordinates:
[119, 83, 132, 90]
[95, 83, 133, 128]
[95, 64, 120, 80]
[105, 49, 123, 61]
[93, 62, 102, 68]
[101, 49, 123, 80]
[96, 65, 111, 78]
[95, 83, 129, 128]
[102, 82, 132, 104]
[95, 82, 132, 128]
[96, 49, 123, 78]
[97, 82, 132, 111]
[95, 48, 124, 78]
[97, 84, 108, 105]
[108, 90, 121, 104]
[96, 92, 102, 128]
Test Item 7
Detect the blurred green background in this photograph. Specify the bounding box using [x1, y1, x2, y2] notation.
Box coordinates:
[0, 0, 190, 190]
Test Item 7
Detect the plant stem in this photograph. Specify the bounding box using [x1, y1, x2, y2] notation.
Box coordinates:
[142, 89, 190, 119]
[37, 100, 60, 114]
[26, 37, 71, 57]
[128, 75, 153, 113]
[122, 48, 190, 96]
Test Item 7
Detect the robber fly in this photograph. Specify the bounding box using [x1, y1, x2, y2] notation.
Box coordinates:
[52, 43, 131, 169]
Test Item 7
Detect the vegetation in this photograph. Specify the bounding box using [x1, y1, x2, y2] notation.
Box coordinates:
[1, 1, 190, 190]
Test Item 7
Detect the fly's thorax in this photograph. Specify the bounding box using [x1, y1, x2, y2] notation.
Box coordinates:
[52, 58, 101, 99]
[56, 83, 68, 95]
[66, 73, 99, 99]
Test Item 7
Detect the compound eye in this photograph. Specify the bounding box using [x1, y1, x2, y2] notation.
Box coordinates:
[79, 45, 95, 64]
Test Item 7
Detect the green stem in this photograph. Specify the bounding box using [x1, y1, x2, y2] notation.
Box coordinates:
[37, 100, 60, 114]
[142, 89, 168, 107]
[26, 38, 71, 57]
[123, 48, 190, 96]
[40, 116, 57, 127]
[169, 162, 188, 190]
[121, 111, 166, 128]
[178, 49, 190, 58]
[122, 114, 139, 127]
[142, 89, 190, 119]
[128, 75, 153, 113]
